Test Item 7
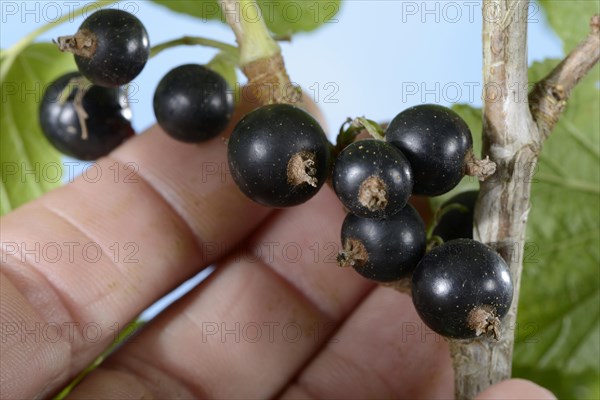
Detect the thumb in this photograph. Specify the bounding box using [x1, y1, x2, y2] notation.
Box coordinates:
[476, 378, 556, 399]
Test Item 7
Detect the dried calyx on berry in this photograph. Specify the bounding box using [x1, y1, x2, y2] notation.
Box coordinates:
[333, 140, 413, 219]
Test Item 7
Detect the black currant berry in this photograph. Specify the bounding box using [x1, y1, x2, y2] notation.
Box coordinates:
[153, 64, 234, 143]
[57, 9, 149, 87]
[432, 190, 478, 241]
[386, 104, 473, 196]
[333, 140, 413, 219]
[411, 239, 513, 340]
[228, 104, 330, 207]
[39, 72, 134, 160]
[338, 204, 426, 282]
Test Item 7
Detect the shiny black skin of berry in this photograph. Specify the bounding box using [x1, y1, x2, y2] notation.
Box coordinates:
[39, 72, 134, 160]
[333, 140, 413, 219]
[153, 64, 234, 143]
[433, 190, 478, 241]
[340, 204, 426, 282]
[386, 104, 473, 196]
[227, 104, 330, 207]
[411, 239, 513, 339]
[75, 9, 149, 87]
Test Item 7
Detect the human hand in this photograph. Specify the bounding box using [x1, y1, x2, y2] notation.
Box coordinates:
[0, 103, 555, 399]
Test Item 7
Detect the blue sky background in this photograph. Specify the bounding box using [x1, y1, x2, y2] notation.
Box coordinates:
[0, 0, 563, 317]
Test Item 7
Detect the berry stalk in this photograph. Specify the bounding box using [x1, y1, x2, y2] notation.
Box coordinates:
[333, 118, 387, 158]
[219, 0, 300, 106]
[0, 0, 119, 82]
[150, 36, 240, 61]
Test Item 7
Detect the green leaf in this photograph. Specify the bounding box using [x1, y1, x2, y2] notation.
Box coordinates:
[538, 0, 600, 53]
[207, 52, 238, 92]
[257, 0, 341, 36]
[206, 51, 242, 105]
[512, 366, 600, 400]
[513, 59, 600, 395]
[428, 104, 482, 210]
[151, 0, 341, 36]
[1, 43, 76, 215]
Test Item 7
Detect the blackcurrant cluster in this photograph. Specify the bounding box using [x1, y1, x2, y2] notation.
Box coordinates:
[224, 102, 512, 340]
[330, 105, 513, 340]
[41, 9, 235, 160]
[41, 9, 512, 341]
[41, 9, 149, 160]
[333, 104, 471, 282]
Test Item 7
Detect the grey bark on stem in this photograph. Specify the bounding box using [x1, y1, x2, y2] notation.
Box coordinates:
[450, 1, 600, 398]
[530, 14, 600, 140]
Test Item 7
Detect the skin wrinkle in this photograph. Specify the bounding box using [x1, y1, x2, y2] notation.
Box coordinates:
[64, 188, 373, 399]
[36, 202, 142, 317]
[106, 152, 211, 267]
[0, 123, 272, 398]
[0, 271, 71, 399]
[242, 200, 375, 320]
[2, 197, 149, 344]
[108, 151, 214, 253]
[102, 354, 196, 399]
[281, 288, 454, 399]
[0, 252, 80, 331]
[66, 369, 157, 399]
[271, 283, 381, 400]
[1, 205, 146, 395]
[109, 260, 330, 398]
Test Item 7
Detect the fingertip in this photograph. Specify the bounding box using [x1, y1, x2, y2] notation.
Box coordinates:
[476, 378, 556, 400]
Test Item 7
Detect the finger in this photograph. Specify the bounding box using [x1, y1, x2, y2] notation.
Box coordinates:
[69, 186, 375, 398]
[475, 379, 556, 400]
[65, 369, 154, 400]
[0, 111, 272, 398]
[281, 287, 454, 399]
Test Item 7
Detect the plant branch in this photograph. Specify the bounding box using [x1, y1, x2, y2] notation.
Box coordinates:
[452, 1, 537, 399]
[219, 0, 300, 106]
[218, 0, 279, 65]
[529, 15, 600, 142]
[450, 4, 600, 400]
